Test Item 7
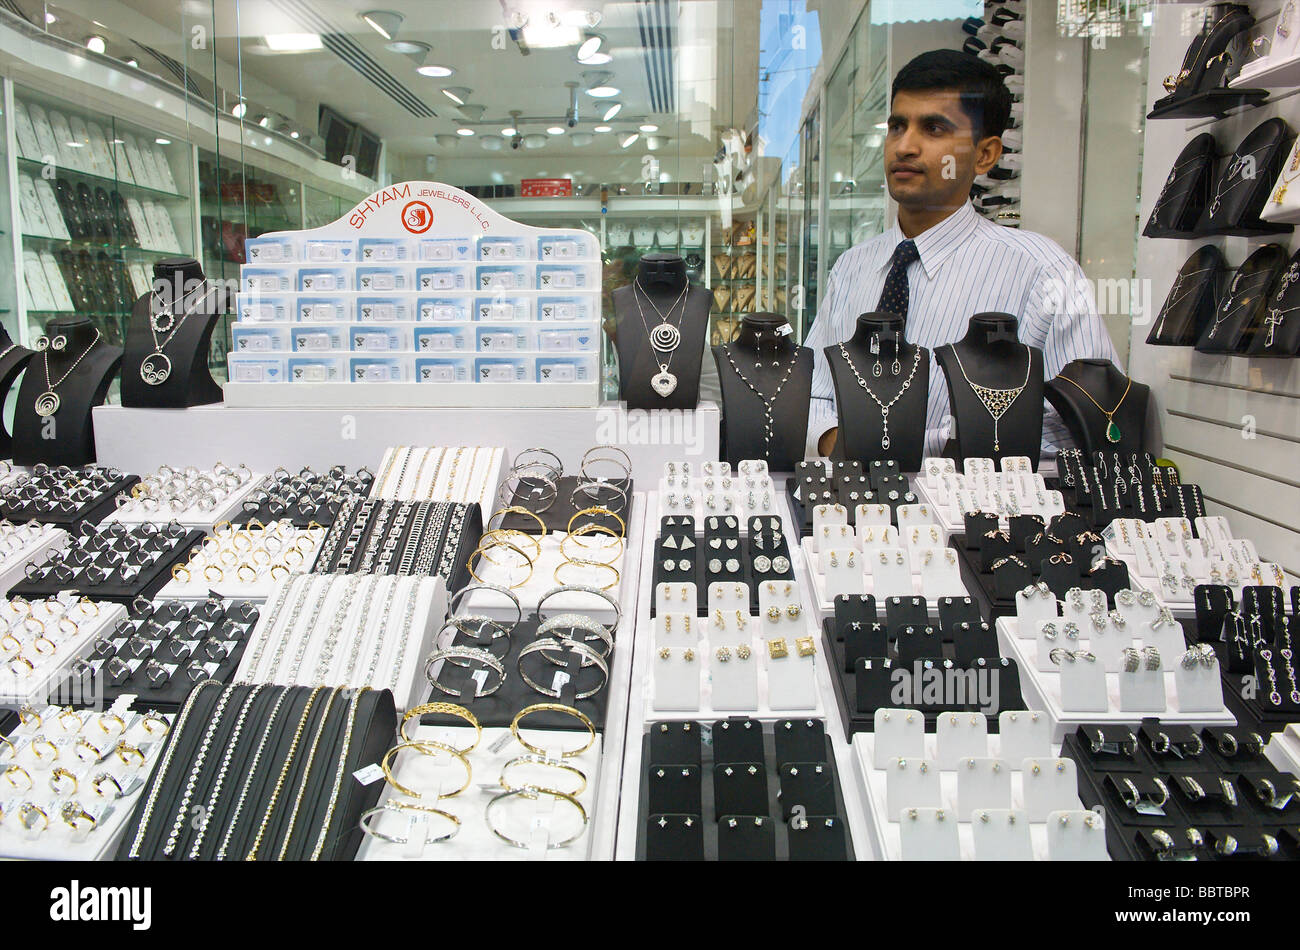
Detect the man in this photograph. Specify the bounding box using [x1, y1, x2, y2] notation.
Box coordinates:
[805, 49, 1119, 459]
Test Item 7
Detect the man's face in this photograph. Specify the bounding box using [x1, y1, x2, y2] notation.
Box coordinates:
[884, 89, 1000, 209]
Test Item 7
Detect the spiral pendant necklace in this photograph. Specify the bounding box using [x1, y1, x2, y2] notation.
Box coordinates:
[35, 329, 101, 417]
[632, 277, 688, 398]
[143, 281, 214, 386]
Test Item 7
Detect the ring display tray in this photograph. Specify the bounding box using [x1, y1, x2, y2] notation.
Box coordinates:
[7, 530, 204, 605]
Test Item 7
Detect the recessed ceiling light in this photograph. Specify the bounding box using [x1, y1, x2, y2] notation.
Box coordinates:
[360, 10, 403, 40]
[547, 126, 565, 136]
[155, 138, 171, 145]
[639, 124, 659, 132]
[65, 141, 84, 148]
[480, 136, 503, 151]
[578, 34, 603, 59]
[571, 133, 593, 146]
[456, 127, 475, 136]
[586, 85, 620, 98]
[434, 134, 460, 148]
[125, 57, 139, 67]
[44, 12, 55, 23]
[385, 40, 428, 55]
[577, 51, 612, 65]
[620, 132, 639, 149]
[593, 125, 612, 133]
[85, 36, 106, 54]
[290, 130, 300, 139]
[442, 87, 471, 106]
[417, 64, 454, 78]
[600, 102, 623, 121]
[522, 11, 580, 48]
[231, 102, 247, 119]
[523, 134, 547, 149]
[501, 126, 518, 137]
[264, 33, 322, 51]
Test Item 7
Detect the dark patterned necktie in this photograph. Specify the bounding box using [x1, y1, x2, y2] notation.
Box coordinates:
[875, 238, 919, 321]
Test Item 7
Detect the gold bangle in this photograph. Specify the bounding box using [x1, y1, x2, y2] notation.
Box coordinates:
[500, 754, 588, 797]
[553, 558, 619, 591]
[468, 541, 535, 589]
[269, 563, 290, 580]
[567, 506, 626, 539]
[559, 523, 623, 564]
[236, 563, 258, 583]
[510, 703, 596, 758]
[203, 564, 225, 583]
[380, 741, 472, 800]
[478, 527, 542, 561]
[400, 703, 481, 752]
[490, 505, 548, 538]
[172, 563, 192, 583]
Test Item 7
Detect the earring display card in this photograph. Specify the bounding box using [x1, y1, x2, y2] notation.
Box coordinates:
[993, 616, 1234, 740]
[850, 728, 1091, 860]
[356, 725, 604, 861]
[635, 718, 855, 861]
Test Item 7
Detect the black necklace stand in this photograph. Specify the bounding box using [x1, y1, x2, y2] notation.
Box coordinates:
[934, 313, 1045, 468]
[612, 253, 712, 410]
[121, 257, 226, 408]
[826, 311, 930, 471]
[13, 316, 121, 465]
[713, 312, 812, 471]
[1045, 359, 1151, 456]
[0, 326, 37, 459]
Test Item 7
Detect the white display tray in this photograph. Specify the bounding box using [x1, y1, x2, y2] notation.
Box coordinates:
[223, 380, 600, 409]
[101, 476, 263, 531]
[355, 725, 608, 861]
[0, 602, 127, 707]
[0, 527, 68, 598]
[996, 618, 1235, 741]
[154, 532, 326, 603]
[797, 537, 970, 614]
[849, 732, 1106, 861]
[1265, 725, 1300, 776]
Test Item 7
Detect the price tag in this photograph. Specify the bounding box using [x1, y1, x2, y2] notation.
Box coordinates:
[471, 669, 489, 697]
[551, 671, 571, 695]
[353, 763, 385, 785]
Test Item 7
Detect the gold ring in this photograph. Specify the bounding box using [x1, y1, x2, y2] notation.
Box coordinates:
[19, 801, 47, 832]
[509, 703, 596, 758]
[31, 736, 58, 762]
[92, 772, 124, 798]
[399, 702, 481, 753]
[219, 549, 240, 567]
[141, 711, 169, 737]
[115, 741, 146, 768]
[61, 802, 96, 831]
[4, 763, 32, 790]
[50, 766, 78, 794]
[236, 563, 258, 583]
[96, 712, 125, 735]
[213, 520, 234, 537]
[204, 564, 225, 583]
[230, 532, 253, 551]
[283, 548, 305, 567]
[0, 633, 21, 655]
[269, 563, 290, 580]
[380, 741, 472, 800]
[172, 563, 192, 583]
[33, 636, 57, 656]
[56, 706, 82, 731]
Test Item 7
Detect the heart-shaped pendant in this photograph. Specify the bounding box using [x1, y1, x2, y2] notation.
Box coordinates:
[651, 369, 677, 397]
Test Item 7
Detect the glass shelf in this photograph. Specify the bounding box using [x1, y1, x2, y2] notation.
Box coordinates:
[22, 234, 185, 258]
[17, 157, 189, 203]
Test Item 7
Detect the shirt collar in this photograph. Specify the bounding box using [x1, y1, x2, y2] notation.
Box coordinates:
[878, 201, 982, 279]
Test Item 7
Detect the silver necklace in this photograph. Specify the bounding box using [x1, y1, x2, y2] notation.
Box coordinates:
[1208, 270, 1271, 339]
[948, 343, 1031, 453]
[35, 329, 100, 417]
[1153, 265, 1217, 338]
[1209, 144, 1274, 218]
[143, 281, 214, 385]
[722, 343, 798, 461]
[632, 278, 689, 397]
[838, 342, 921, 450]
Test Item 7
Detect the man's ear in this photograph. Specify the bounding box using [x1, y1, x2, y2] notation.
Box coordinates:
[974, 135, 1003, 175]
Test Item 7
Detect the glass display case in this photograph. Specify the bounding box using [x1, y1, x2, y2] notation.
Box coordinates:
[12, 83, 195, 348]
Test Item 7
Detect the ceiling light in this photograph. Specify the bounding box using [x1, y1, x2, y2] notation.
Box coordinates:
[480, 136, 504, 151]
[458, 104, 486, 122]
[563, 10, 602, 28]
[231, 101, 247, 119]
[155, 138, 171, 145]
[65, 141, 84, 148]
[522, 11, 580, 48]
[577, 51, 612, 65]
[523, 134, 547, 149]
[85, 35, 106, 54]
[434, 134, 460, 148]
[620, 132, 639, 149]
[290, 130, 300, 139]
[645, 135, 665, 150]
[600, 101, 623, 121]
[547, 126, 566, 136]
[571, 132, 593, 146]
[442, 87, 471, 106]
[501, 126, 518, 137]
[417, 64, 454, 77]
[360, 10, 403, 40]
[264, 33, 322, 51]
[456, 127, 475, 136]
[125, 57, 139, 67]
[385, 40, 428, 55]
[44, 12, 55, 23]
[639, 124, 659, 132]
[586, 85, 619, 98]
[593, 125, 612, 133]
[578, 34, 603, 59]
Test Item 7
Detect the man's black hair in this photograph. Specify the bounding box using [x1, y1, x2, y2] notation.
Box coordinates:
[891, 49, 1012, 141]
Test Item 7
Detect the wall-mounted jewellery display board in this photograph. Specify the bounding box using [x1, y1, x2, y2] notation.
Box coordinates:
[225, 181, 603, 408]
[10, 83, 194, 348]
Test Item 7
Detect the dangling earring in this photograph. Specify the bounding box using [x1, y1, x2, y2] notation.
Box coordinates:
[891, 330, 901, 376]
[871, 333, 882, 378]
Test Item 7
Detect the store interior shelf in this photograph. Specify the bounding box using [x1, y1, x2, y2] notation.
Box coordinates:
[16, 156, 188, 203]
[21, 234, 185, 257]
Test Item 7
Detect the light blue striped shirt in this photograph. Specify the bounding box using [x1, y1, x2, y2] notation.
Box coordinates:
[805, 201, 1121, 458]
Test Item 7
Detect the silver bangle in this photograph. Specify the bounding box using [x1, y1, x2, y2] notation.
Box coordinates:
[359, 801, 459, 845]
[511, 448, 564, 480]
[569, 479, 628, 514]
[449, 582, 523, 631]
[578, 444, 631, 483]
[536, 584, 621, 634]
[424, 645, 506, 697]
[484, 786, 588, 850]
[517, 637, 608, 699]
[535, 613, 613, 663]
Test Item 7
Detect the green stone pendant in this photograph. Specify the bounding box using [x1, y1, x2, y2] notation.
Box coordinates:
[1106, 419, 1121, 443]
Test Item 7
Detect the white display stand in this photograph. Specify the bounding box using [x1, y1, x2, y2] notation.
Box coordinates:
[995, 618, 1236, 741]
[851, 730, 1101, 861]
[94, 402, 721, 483]
[103, 477, 263, 531]
[355, 725, 606, 861]
[798, 535, 966, 616]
